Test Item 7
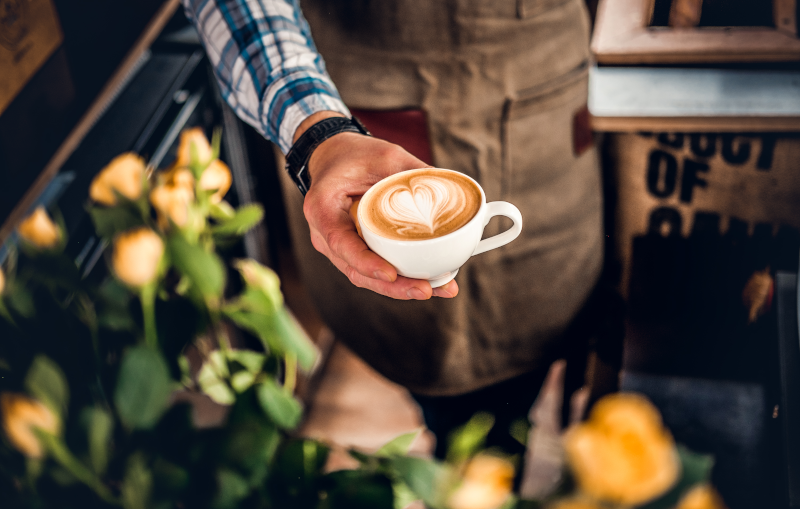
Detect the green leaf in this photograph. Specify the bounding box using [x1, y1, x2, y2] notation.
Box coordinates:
[6, 283, 34, 318]
[209, 201, 236, 221]
[212, 469, 250, 509]
[324, 470, 395, 509]
[375, 429, 422, 458]
[256, 379, 302, 430]
[388, 456, 450, 509]
[86, 407, 113, 475]
[224, 307, 317, 372]
[88, 205, 144, 239]
[114, 346, 172, 429]
[197, 352, 235, 405]
[231, 371, 257, 393]
[273, 308, 317, 371]
[167, 234, 225, 303]
[446, 412, 495, 463]
[97, 278, 135, 331]
[152, 457, 189, 494]
[121, 452, 152, 509]
[638, 446, 715, 509]
[24, 355, 68, 416]
[178, 355, 192, 387]
[211, 204, 264, 236]
[509, 418, 531, 447]
[392, 480, 420, 509]
[226, 349, 265, 374]
[222, 395, 282, 472]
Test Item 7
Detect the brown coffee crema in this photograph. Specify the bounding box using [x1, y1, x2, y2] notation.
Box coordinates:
[360, 169, 482, 241]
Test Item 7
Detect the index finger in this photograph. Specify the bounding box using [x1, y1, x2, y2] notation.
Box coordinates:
[311, 219, 399, 282]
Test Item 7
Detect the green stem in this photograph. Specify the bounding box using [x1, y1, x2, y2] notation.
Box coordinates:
[0, 299, 17, 327]
[284, 352, 297, 395]
[41, 433, 118, 505]
[140, 284, 157, 349]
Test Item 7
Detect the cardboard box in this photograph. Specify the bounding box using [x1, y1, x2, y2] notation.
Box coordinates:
[0, 0, 64, 115]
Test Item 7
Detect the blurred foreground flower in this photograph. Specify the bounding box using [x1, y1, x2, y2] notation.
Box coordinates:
[676, 484, 728, 509]
[235, 259, 282, 303]
[176, 127, 213, 168]
[89, 153, 145, 206]
[150, 168, 195, 229]
[0, 267, 5, 294]
[200, 159, 232, 203]
[1, 393, 59, 458]
[448, 454, 514, 509]
[112, 227, 164, 288]
[564, 393, 680, 506]
[742, 268, 773, 324]
[18, 207, 60, 248]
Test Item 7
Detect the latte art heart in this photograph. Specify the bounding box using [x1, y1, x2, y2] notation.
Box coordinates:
[381, 178, 463, 236]
[360, 170, 482, 241]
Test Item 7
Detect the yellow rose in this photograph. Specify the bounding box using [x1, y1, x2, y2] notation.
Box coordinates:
[448, 454, 515, 509]
[175, 127, 213, 168]
[1, 393, 59, 458]
[89, 153, 145, 205]
[150, 168, 195, 229]
[200, 159, 232, 204]
[18, 207, 60, 248]
[112, 227, 164, 288]
[564, 393, 680, 506]
[676, 484, 727, 509]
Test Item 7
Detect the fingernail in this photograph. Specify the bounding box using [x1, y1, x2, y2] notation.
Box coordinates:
[407, 287, 427, 300]
[432, 288, 453, 298]
[374, 270, 393, 282]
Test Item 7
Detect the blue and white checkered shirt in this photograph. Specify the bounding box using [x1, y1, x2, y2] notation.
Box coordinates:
[182, 0, 351, 154]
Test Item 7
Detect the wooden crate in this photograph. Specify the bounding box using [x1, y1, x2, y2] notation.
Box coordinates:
[592, 0, 800, 63]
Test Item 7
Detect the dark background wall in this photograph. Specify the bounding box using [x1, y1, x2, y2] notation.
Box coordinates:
[0, 0, 166, 225]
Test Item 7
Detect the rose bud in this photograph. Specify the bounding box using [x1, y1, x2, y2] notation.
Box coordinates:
[90, 153, 145, 205]
[1, 393, 60, 459]
[18, 207, 61, 248]
[676, 484, 728, 509]
[199, 159, 232, 204]
[448, 454, 515, 509]
[175, 127, 213, 168]
[112, 227, 164, 288]
[150, 168, 195, 229]
[564, 393, 680, 506]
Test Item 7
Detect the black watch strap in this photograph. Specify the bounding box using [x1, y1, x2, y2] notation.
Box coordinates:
[285, 116, 371, 195]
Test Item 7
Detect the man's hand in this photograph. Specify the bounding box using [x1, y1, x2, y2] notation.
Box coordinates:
[296, 112, 458, 300]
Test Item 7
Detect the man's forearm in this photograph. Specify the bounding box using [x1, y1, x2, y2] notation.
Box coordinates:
[181, 0, 350, 154]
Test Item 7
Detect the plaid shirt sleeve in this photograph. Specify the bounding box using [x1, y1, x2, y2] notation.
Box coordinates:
[182, 0, 351, 154]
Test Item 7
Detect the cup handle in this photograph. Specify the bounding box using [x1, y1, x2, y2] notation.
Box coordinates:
[472, 201, 523, 256]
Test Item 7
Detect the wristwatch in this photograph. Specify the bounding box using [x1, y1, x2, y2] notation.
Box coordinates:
[285, 116, 372, 195]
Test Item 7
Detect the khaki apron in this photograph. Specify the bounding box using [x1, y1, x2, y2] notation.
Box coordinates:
[278, 0, 604, 396]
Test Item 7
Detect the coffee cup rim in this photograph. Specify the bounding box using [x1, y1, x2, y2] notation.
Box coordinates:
[357, 168, 486, 243]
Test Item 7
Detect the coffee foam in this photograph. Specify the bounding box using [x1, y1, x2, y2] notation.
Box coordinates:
[360, 169, 482, 241]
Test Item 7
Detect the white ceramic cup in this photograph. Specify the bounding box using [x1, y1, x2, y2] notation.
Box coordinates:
[357, 168, 523, 288]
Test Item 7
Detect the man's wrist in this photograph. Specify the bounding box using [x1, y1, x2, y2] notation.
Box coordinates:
[293, 111, 347, 144]
[285, 114, 371, 196]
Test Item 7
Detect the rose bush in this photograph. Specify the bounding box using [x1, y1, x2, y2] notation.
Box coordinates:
[0, 127, 722, 509]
